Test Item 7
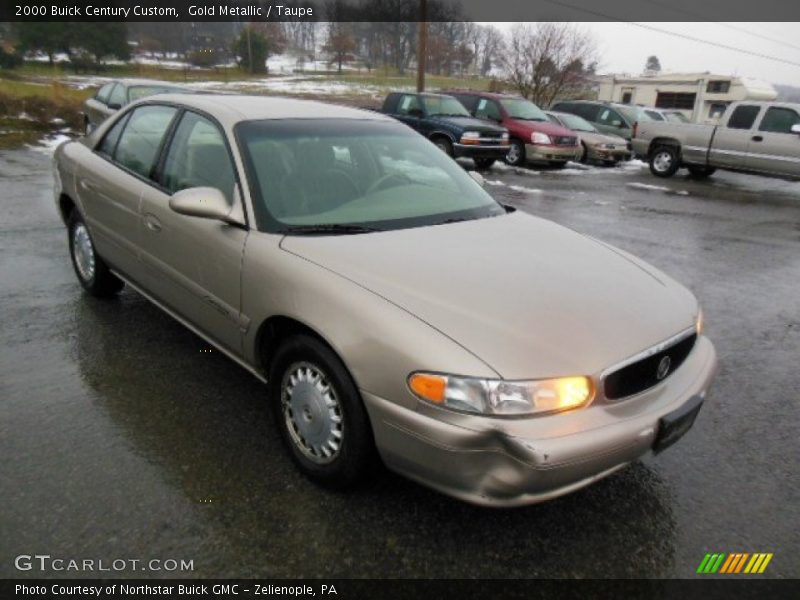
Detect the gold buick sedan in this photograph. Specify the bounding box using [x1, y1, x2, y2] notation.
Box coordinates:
[53, 95, 717, 506]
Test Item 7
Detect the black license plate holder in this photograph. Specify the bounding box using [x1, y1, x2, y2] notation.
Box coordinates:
[653, 395, 704, 454]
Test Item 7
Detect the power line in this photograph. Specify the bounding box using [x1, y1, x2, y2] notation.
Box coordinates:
[540, 0, 800, 69]
[635, 0, 800, 52]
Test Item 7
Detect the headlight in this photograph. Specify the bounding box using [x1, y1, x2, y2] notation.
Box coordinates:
[531, 131, 552, 145]
[408, 372, 594, 416]
[460, 131, 481, 145]
[695, 307, 704, 335]
[501, 132, 510, 140]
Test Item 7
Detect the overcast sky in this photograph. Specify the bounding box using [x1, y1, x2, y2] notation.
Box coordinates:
[491, 22, 800, 86]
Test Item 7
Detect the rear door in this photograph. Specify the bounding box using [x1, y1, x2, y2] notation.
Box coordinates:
[746, 106, 800, 178]
[710, 104, 762, 169]
[138, 110, 248, 353]
[77, 105, 178, 278]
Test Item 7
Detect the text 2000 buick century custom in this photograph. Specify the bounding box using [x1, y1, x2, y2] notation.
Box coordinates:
[53, 95, 718, 506]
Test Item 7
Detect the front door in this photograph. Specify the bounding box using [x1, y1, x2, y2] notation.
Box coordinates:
[138, 110, 248, 353]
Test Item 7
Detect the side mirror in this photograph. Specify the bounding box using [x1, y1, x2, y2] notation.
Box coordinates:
[107, 102, 122, 110]
[169, 187, 244, 226]
[791, 124, 800, 135]
[468, 171, 486, 187]
[408, 107, 423, 118]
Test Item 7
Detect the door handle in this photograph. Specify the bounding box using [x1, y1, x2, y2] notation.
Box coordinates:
[143, 213, 162, 232]
[751, 135, 763, 142]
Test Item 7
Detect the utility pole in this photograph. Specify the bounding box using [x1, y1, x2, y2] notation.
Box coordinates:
[416, 0, 427, 92]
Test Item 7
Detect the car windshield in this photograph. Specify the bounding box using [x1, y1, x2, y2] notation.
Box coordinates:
[422, 96, 470, 117]
[237, 119, 505, 234]
[128, 85, 186, 102]
[553, 112, 597, 132]
[499, 98, 548, 121]
[666, 112, 690, 123]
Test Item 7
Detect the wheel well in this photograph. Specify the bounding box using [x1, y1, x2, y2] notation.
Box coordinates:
[648, 138, 681, 158]
[58, 194, 76, 225]
[255, 316, 331, 375]
[429, 132, 453, 145]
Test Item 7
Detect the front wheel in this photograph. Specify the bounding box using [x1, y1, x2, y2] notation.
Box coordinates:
[432, 137, 453, 157]
[504, 139, 526, 166]
[68, 211, 123, 297]
[269, 334, 375, 488]
[473, 157, 496, 170]
[687, 165, 716, 179]
[649, 145, 680, 178]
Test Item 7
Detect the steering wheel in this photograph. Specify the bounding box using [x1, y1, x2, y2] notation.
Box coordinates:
[366, 172, 413, 195]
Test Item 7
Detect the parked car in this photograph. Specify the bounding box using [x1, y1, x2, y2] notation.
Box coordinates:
[632, 100, 800, 180]
[545, 110, 631, 165]
[379, 92, 509, 169]
[54, 94, 717, 507]
[551, 100, 656, 140]
[446, 90, 581, 168]
[83, 79, 191, 134]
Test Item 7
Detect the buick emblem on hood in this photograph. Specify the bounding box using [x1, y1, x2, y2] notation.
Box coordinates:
[656, 356, 672, 380]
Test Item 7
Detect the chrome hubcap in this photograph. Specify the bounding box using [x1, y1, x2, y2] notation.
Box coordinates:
[72, 223, 95, 282]
[506, 143, 520, 164]
[653, 151, 673, 172]
[282, 362, 343, 464]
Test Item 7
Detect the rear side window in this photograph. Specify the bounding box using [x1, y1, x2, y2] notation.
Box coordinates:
[95, 83, 114, 104]
[453, 94, 478, 112]
[475, 98, 501, 121]
[573, 103, 601, 121]
[160, 111, 236, 202]
[727, 105, 761, 130]
[758, 107, 800, 134]
[397, 95, 422, 115]
[96, 113, 130, 157]
[114, 105, 178, 179]
[107, 84, 127, 108]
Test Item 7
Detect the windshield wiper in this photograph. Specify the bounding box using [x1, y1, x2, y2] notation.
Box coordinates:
[283, 224, 380, 235]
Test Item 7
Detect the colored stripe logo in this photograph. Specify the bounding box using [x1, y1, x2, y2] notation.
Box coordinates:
[696, 553, 773, 574]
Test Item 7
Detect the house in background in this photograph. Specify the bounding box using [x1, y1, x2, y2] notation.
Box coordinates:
[596, 72, 778, 123]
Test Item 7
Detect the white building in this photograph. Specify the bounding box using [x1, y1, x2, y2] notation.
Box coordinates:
[597, 72, 778, 123]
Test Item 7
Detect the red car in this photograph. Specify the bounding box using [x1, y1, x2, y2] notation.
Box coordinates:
[446, 91, 582, 168]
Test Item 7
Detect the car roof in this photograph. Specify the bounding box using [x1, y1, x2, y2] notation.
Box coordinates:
[114, 78, 189, 88]
[139, 94, 395, 125]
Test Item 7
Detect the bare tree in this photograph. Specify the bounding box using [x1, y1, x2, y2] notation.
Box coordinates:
[500, 23, 598, 107]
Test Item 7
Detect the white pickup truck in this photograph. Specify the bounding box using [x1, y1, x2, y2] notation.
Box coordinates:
[631, 101, 800, 180]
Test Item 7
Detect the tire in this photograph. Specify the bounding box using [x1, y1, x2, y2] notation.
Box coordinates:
[268, 334, 375, 489]
[549, 161, 567, 169]
[504, 139, 526, 166]
[649, 145, 680, 178]
[579, 142, 589, 163]
[473, 157, 496, 170]
[432, 136, 453, 157]
[68, 211, 124, 298]
[687, 165, 716, 179]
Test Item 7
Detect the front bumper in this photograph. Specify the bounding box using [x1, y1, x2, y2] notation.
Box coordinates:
[362, 335, 717, 507]
[525, 143, 581, 163]
[453, 143, 510, 160]
[588, 146, 632, 163]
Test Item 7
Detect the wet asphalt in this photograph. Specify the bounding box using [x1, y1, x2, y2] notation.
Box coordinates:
[1, 148, 798, 579]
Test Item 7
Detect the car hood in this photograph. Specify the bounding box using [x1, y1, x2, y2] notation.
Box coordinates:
[577, 131, 629, 146]
[280, 211, 697, 379]
[430, 115, 507, 134]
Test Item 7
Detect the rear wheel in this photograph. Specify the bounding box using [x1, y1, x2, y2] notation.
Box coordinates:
[473, 157, 496, 170]
[269, 334, 375, 488]
[687, 165, 716, 179]
[505, 140, 526, 166]
[68, 211, 123, 298]
[649, 145, 680, 178]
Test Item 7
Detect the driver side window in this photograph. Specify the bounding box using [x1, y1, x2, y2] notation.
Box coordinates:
[160, 111, 236, 203]
[475, 98, 501, 121]
[107, 84, 127, 108]
[397, 95, 422, 116]
[597, 108, 623, 126]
